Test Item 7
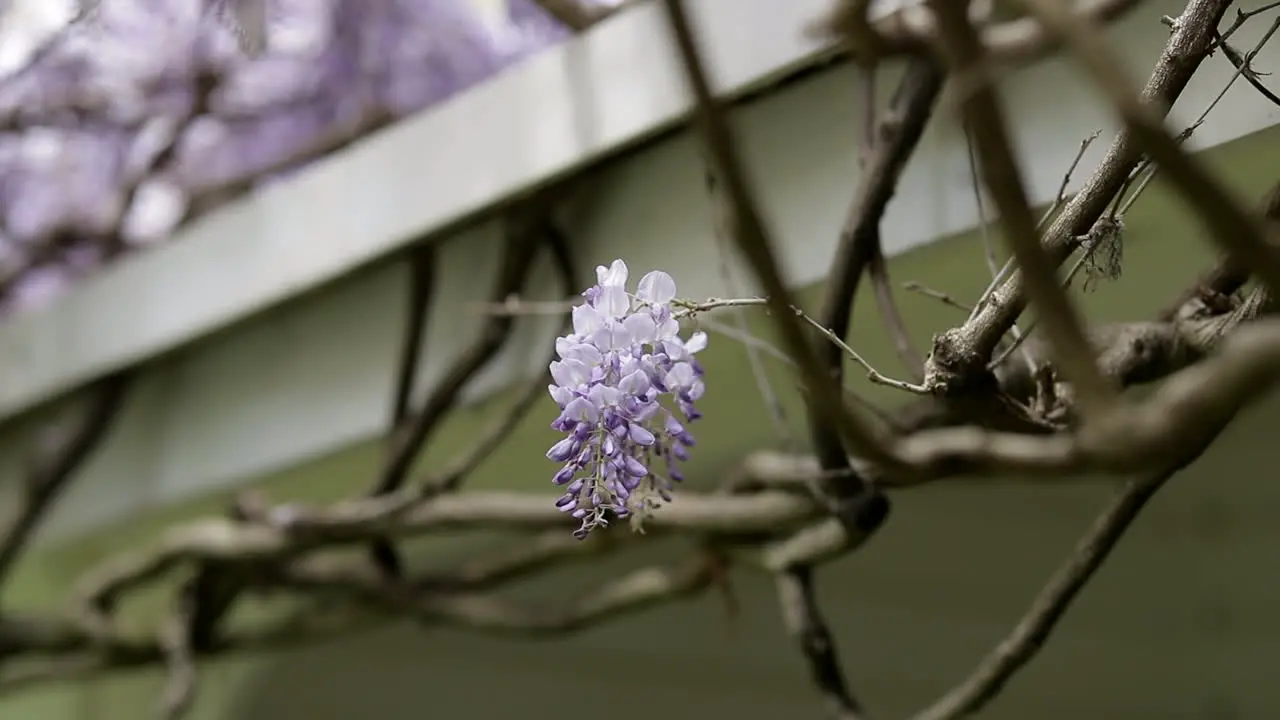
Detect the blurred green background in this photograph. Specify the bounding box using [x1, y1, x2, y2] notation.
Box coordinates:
[3, 124, 1278, 720]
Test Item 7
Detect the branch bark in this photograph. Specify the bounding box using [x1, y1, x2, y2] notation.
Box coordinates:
[924, 0, 1234, 392]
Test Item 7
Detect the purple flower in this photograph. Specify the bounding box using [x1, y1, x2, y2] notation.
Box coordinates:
[546, 259, 708, 539]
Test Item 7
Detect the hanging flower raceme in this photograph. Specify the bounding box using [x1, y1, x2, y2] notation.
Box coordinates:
[546, 259, 708, 539]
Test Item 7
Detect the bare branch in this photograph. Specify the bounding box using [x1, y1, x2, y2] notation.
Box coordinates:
[812, 0, 1144, 64]
[895, 316, 1280, 480]
[869, 250, 924, 376]
[0, 372, 131, 588]
[776, 567, 867, 720]
[389, 246, 440, 430]
[371, 221, 541, 498]
[4, 296, 1275, 694]
[0, 532, 628, 691]
[750, 301, 1280, 488]
[909, 462, 1189, 720]
[1017, 0, 1280, 294]
[1215, 13, 1280, 108]
[1158, 179, 1280, 321]
[429, 222, 580, 493]
[364, 240, 441, 579]
[810, 57, 944, 482]
[368, 211, 545, 576]
[659, 0, 902, 500]
[926, 0, 1234, 390]
[277, 556, 716, 637]
[157, 588, 197, 720]
[930, 0, 1116, 417]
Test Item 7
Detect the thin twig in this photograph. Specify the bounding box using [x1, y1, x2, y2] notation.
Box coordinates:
[428, 222, 581, 493]
[795, 308, 931, 394]
[928, 0, 1233, 384]
[368, 213, 543, 576]
[965, 126, 1002, 278]
[1039, 130, 1101, 230]
[902, 281, 973, 312]
[805, 55, 943, 537]
[868, 250, 925, 378]
[1116, 13, 1280, 215]
[1217, 0, 1280, 46]
[1216, 17, 1280, 107]
[473, 293, 929, 394]
[987, 221, 1124, 370]
[705, 166, 794, 446]
[931, 0, 1116, 416]
[852, 63, 943, 381]
[1018, 0, 1280, 295]
[372, 224, 539, 495]
[661, 0, 901, 481]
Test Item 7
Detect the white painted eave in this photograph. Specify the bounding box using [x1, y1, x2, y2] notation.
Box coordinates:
[0, 0, 845, 424]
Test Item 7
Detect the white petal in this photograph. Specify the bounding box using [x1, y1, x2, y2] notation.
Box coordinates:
[572, 303, 604, 336]
[549, 384, 574, 406]
[623, 312, 658, 344]
[637, 271, 677, 305]
[595, 285, 630, 318]
[555, 334, 592, 358]
[555, 336, 575, 358]
[596, 259, 629, 288]
[588, 384, 622, 408]
[565, 359, 592, 385]
[564, 397, 599, 423]
[665, 362, 695, 389]
[561, 342, 603, 366]
[618, 369, 651, 396]
[591, 320, 633, 351]
[684, 331, 708, 354]
[550, 359, 591, 388]
[549, 361, 571, 387]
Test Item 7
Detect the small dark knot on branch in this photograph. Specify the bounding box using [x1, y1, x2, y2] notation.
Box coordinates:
[834, 488, 890, 536]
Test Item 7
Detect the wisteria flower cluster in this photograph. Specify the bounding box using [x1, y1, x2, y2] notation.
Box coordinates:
[546, 259, 708, 539]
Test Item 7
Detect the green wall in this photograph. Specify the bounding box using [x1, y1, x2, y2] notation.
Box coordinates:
[4, 124, 1279, 720]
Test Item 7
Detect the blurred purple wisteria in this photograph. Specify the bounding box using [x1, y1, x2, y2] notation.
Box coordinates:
[547, 259, 707, 539]
[0, 0, 602, 313]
